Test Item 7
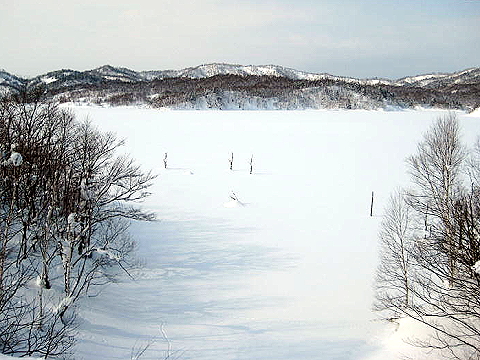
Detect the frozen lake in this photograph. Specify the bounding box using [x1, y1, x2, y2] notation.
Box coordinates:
[66, 106, 480, 360]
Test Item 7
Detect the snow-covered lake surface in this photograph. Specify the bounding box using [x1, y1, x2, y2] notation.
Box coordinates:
[65, 106, 480, 360]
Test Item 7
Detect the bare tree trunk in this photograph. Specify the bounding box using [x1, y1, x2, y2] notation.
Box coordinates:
[62, 239, 73, 296]
[0, 186, 17, 299]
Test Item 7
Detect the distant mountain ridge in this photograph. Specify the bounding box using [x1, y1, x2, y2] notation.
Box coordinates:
[394, 67, 480, 88]
[1, 63, 376, 89]
[3, 63, 479, 87]
[1, 63, 479, 111]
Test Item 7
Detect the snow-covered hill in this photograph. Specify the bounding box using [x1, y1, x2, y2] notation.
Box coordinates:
[0, 69, 25, 94]
[1, 63, 478, 88]
[26, 69, 102, 89]
[393, 67, 480, 88]
[88, 65, 145, 82]
[140, 63, 376, 83]
[0, 64, 478, 111]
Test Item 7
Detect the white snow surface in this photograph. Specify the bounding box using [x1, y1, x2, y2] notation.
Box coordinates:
[0, 355, 40, 360]
[473, 260, 480, 275]
[41, 76, 57, 84]
[8, 151, 23, 166]
[467, 107, 480, 117]
[64, 105, 480, 360]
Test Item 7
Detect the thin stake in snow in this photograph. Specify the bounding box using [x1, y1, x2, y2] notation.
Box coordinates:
[229, 152, 233, 170]
[249, 155, 253, 174]
[370, 191, 374, 217]
[163, 152, 168, 169]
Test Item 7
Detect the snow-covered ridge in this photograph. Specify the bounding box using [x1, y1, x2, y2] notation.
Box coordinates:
[141, 63, 393, 85]
[0, 69, 24, 87]
[88, 65, 143, 82]
[1, 63, 478, 88]
[393, 67, 480, 87]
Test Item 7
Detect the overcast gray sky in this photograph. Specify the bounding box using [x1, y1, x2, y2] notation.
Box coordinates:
[1, 0, 479, 79]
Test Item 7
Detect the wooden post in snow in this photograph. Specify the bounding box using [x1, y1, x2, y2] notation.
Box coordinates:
[370, 191, 374, 217]
[229, 152, 233, 170]
[163, 152, 168, 169]
[249, 155, 253, 174]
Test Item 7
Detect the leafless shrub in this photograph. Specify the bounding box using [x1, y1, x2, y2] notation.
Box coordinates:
[0, 90, 155, 357]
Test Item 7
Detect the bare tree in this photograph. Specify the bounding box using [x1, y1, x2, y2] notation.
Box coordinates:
[375, 113, 480, 359]
[374, 189, 415, 315]
[406, 113, 465, 280]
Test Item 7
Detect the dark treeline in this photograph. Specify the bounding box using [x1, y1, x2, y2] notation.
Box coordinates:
[3, 73, 480, 110]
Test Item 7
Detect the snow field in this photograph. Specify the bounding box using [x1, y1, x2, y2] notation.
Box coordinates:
[65, 105, 480, 360]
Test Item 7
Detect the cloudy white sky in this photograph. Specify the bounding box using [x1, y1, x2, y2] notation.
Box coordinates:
[1, 0, 479, 79]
